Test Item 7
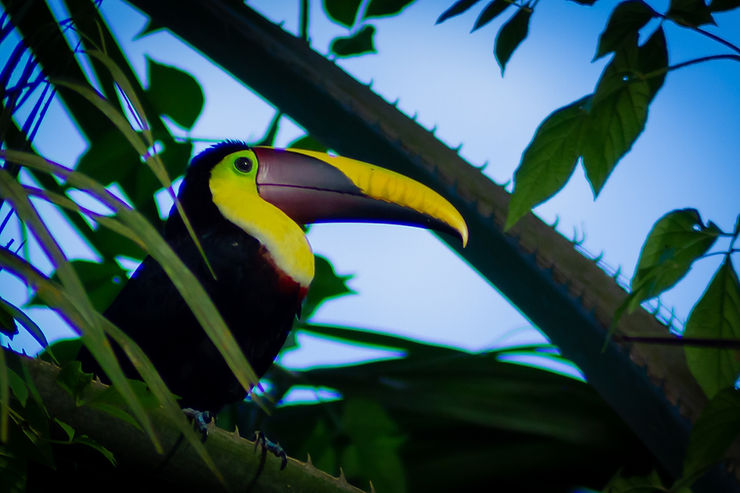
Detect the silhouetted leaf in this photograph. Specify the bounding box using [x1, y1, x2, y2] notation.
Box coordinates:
[0, 297, 47, 348]
[301, 255, 355, 320]
[133, 18, 165, 40]
[683, 388, 740, 480]
[323, 0, 362, 27]
[437, 0, 483, 24]
[667, 0, 716, 26]
[581, 33, 649, 195]
[0, 301, 17, 336]
[494, 7, 532, 74]
[630, 209, 721, 308]
[145, 57, 204, 129]
[364, 0, 416, 19]
[571, 0, 598, 4]
[288, 134, 328, 152]
[331, 25, 377, 57]
[709, 0, 740, 12]
[505, 95, 590, 230]
[76, 130, 139, 186]
[472, 0, 511, 31]
[595, 0, 656, 60]
[684, 258, 740, 398]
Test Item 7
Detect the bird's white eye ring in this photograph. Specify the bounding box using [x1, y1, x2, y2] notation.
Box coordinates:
[234, 156, 254, 173]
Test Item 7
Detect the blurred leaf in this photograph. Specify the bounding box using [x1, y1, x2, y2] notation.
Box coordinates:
[602, 469, 666, 492]
[472, 0, 511, 32]
[341, 398, 406, 493]
[505, 95, 590, 230]
[30, 260, 127, 313]
[145, 57, 204, 129]
[157, 140, 192, 182]
[709, 0, 740, 12]
[494, 6, 532, 74]
[288, 134, 328, 152]
[684, 257, 740, 398]
[667, 0, 716, 26]
[0, 297, 47, 348]
[683, 388, 740, 481]
[0, 300, 17, 336]
[7, 367, 28, 407]
[571, 0, 598, 4]
[331, 25, 377, 57]
[437, 0, 483, 24]
[53, 418, 76, 441]
[56, 360, 93, 405]
[581, 33, 649, 195]
[595, 0, 656, 60]
[301, 255, 355, 320]
[323, 0, 362, 27]
[364, 0, 416, 19]
[630, 209, 720, 309]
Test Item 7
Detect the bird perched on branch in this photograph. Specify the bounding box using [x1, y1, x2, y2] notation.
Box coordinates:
[83, 141, 468, 415]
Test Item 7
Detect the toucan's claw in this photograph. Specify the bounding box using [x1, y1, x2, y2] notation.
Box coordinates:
[183, 408, 212, 442]
[254, 430, 288, 470]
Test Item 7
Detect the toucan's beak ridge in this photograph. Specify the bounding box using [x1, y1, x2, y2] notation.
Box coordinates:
[253, 147, 468, 246]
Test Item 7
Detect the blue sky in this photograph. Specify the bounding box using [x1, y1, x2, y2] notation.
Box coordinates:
[1, 0, 738, 380]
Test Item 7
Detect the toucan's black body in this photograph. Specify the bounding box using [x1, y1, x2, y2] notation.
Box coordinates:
[80, 141, 467, 415]
[83, 142, 301, 412]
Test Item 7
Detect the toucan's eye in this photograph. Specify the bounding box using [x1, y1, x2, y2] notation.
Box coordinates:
[234, 156, 254, 173]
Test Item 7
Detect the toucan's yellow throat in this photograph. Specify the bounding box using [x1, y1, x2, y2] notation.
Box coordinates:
[208, 146, 468, 287]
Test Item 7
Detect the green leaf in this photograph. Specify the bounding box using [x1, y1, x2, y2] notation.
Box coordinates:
[595, 0, 656, 60]
[0, 301, 17, 336]
[581, 33, 651, 195]
[53, 418, 76, 441]
[288, 134, 328, 152]
[437, 0, 483, 24]
[30, 260, 127, 313]
[630, 209, 720, 307]
[505, 96, 590, 230]
[323, 0, 362, 27]
[145, 57, 204, 129]
[38, 338, 83, 366]
[364, 0, 416, 19]
[637, 27, 668, 98]
[330, 25, 377, 57]
[602, 469, 666, 492]
[7, 368, 28, 407]
[684, 258, 740, 398]
[340, 398, 406, 493]
[683, 388, 740, 480]
[709, 0, 740, 12]
[72, 435, 117, 466]
[472, 0, 511, 31]
[56, 360, 93, 405]
[494, 6, 532, 75]
[301, 255, 355, 320]
[667, 0, 716, 26]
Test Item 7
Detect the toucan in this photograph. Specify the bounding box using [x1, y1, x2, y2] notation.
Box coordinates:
[82, 141, 468, 415]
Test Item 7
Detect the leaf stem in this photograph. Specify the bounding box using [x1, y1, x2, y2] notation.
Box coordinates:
[641, 54, 740, 81]
[698, 249, 740, 260]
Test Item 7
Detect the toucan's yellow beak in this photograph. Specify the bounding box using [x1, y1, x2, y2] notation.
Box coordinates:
[252, 147, 468, 247]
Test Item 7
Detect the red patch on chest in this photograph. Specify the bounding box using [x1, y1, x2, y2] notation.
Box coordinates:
[258, 247, 309, 300]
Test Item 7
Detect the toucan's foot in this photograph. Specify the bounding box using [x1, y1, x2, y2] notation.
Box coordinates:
[182, 408, 213, 442]
[254, 430, 287, 470]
